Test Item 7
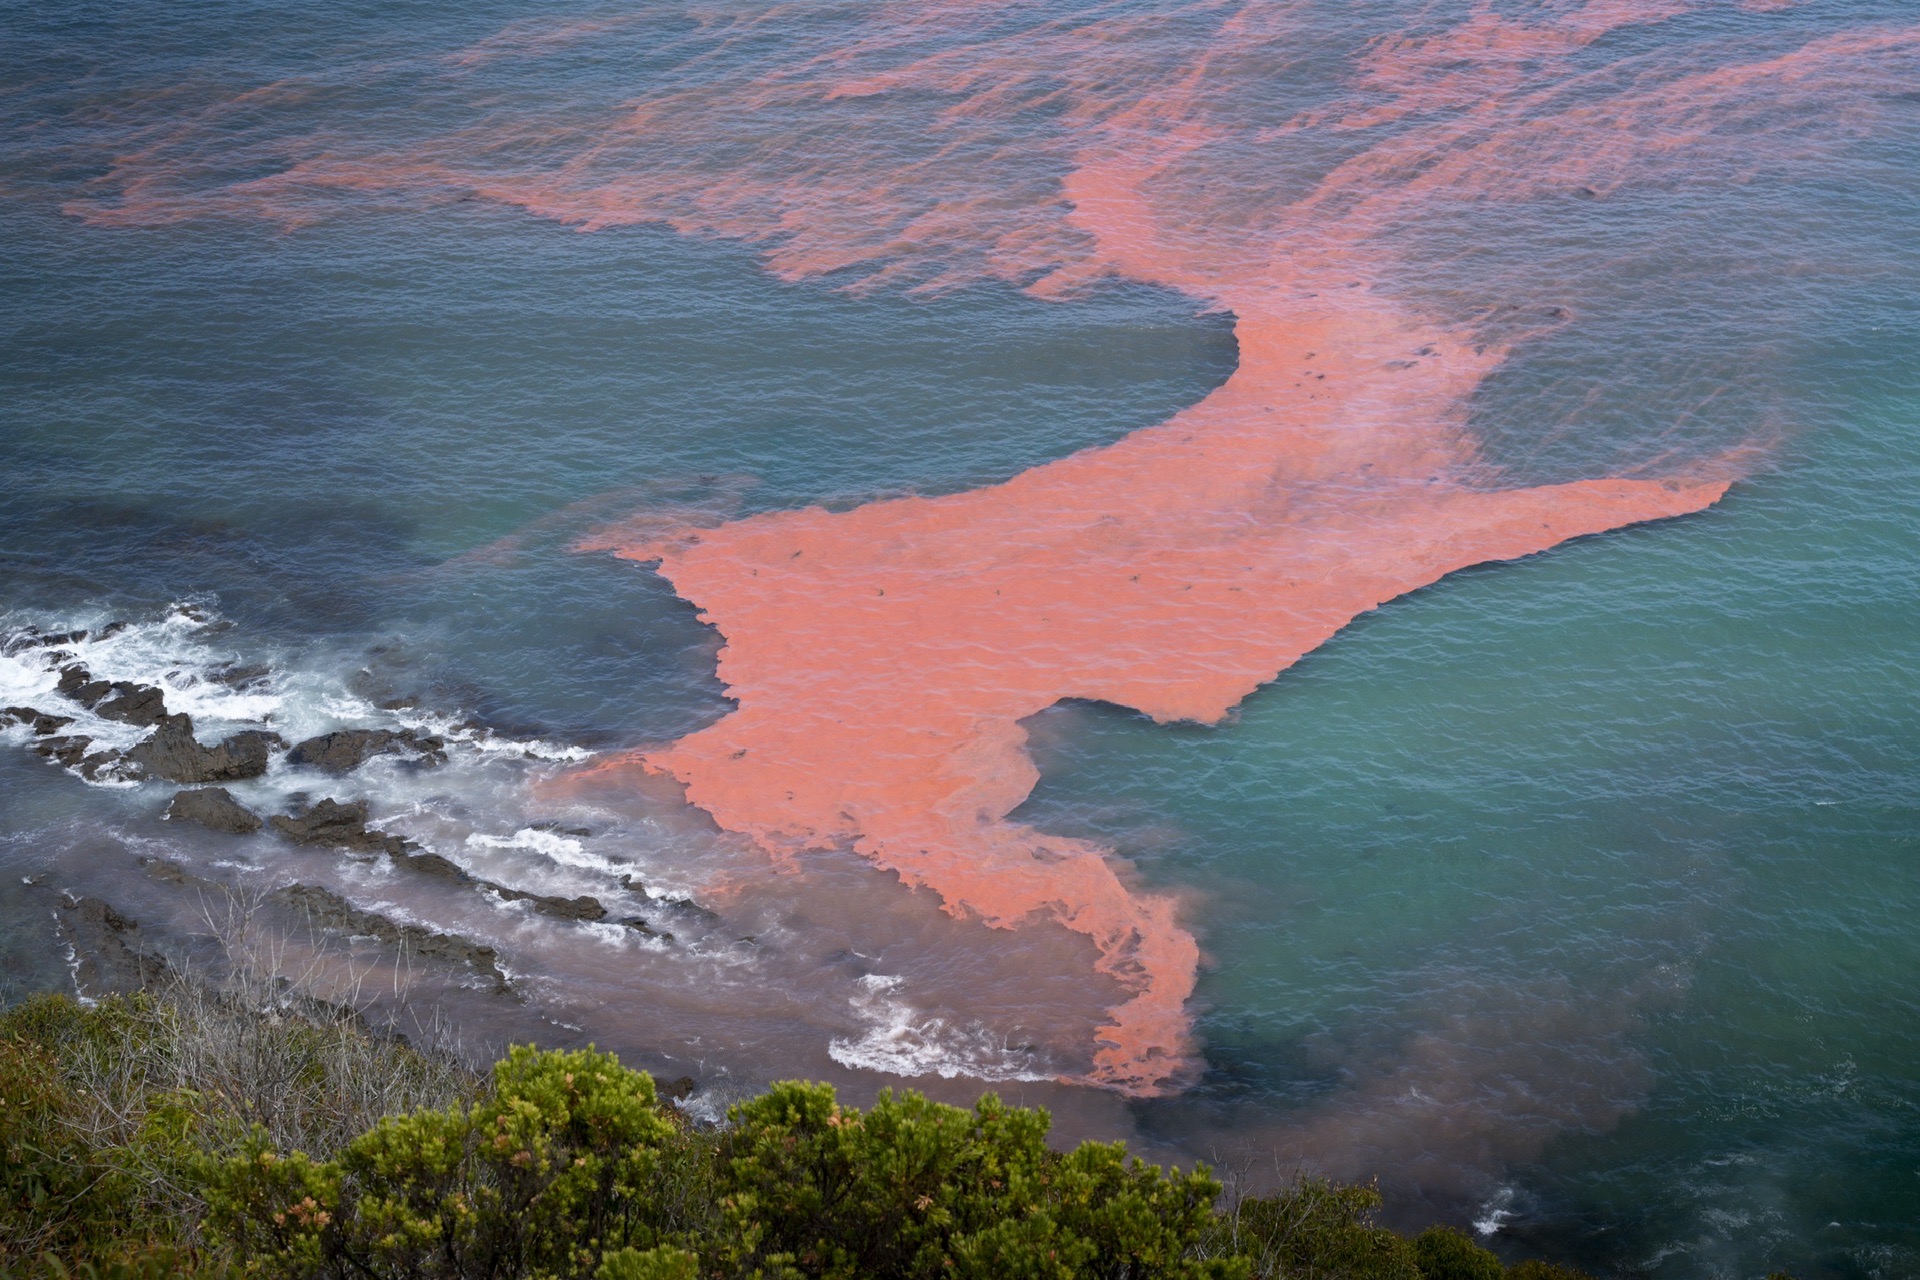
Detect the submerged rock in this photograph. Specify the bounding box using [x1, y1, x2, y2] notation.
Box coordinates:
[662, 897, 722, 925]
[618, 915, 675, 942]
[288, 727, 447, 773]
[269, 883, 511, 994]
[165, 786, 264, 835]
[207, 661, 271, 690]
[56, 894, 169, 995]
[270, 798, 407, 855]
[125, 714, 282, 784]
[139, 855, 220, 891]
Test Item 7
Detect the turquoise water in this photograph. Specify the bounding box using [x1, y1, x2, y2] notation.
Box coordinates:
[4, 2, 1919, 1275]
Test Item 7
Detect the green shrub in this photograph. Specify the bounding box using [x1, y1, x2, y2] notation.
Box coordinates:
[204, 1044, 683, 1278]
[595, 1247, 700, 1280]
[1412, 1226, 1503, 1280]
[0, 995, 187, 1269]
[714, 1081, 1244, 1280]
[0, 988, 1627, 1280]
[1220, 1177, 1420, 1280]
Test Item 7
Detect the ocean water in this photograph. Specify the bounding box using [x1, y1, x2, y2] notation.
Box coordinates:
[2, 1, 1918, 1276]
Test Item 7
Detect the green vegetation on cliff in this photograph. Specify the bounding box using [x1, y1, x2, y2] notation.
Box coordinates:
[1, 988, 1591, 1280]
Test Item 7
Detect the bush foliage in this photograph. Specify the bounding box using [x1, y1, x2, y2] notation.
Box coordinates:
[2, 991, 1591, 1280]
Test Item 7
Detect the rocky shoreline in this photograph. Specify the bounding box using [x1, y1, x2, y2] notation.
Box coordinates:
[3, 607, 717, 1037]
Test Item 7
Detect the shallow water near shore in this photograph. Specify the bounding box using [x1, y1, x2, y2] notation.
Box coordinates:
[4, 1, 1920, 1276]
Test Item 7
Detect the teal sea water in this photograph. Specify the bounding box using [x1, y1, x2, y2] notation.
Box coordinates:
[3, 2, 1918, 1276]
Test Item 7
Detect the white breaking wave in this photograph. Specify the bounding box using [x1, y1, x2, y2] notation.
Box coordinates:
[828, 974, 1052, 1084]
[1474, 1186, 1517, 1237]
[467, 827, 625, 876]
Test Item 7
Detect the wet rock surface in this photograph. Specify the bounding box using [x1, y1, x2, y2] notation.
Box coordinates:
[125, 714, 282, 784]
[263, 800, 646, 934]
[94, 682, 170, 727]
[56, 894, 169, 995]
[269, 883, 512, 994]
[32, 733, 94, 767]
[56, 664, 114, 707]
[3, 706, 75, 735]
[140, 855, 218, 890]
[270, 798, 407, 855]
[288, 727, 447, 772]
[165, 786, 264, 835]
[52, 664, 173, 727]
[663, 897, 722, 925]
[207, 661, 271, 689]
[618, 915, 675, 941]
[391, 846, 474, 883]
[31, 733, 121, 780]
[491, 886, 608, 922]
[8, 627, 90, 653]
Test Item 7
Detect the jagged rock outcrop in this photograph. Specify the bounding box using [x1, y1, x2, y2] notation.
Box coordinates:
[165, 786, 264, 834]
[287, 728, 446, 773]
[3, 706, 74, 734]
[270, 798, 407, 854]
[126, 713, 282, 783]
[51, 664, 169, 724]
[491, 886, 608, 922]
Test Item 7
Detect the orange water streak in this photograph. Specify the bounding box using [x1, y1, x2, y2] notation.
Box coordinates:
[51, 0, 1918, 1093]
[578, 254, 1729, 1091]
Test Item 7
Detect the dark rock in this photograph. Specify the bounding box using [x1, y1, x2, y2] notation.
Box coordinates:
[661, 1076, 697, 1102]
[618, 916, 675, 942]
[391, 847, 472, 883]
[268, 883, 510, 993]
[537, 821, 596, 838]
[94, 682, 169, 727]
[527, 893, 605, 922]
[57, 665, 114, 708]
[16, 628, 89, 652]
[492, 886, 607, 922]
[287, 729, 394, 771]
[270, 798, 406, 854]
[125, 713, 196, 775]
[663, 897, 723, 925]
[165, 787, 264, 835]
[288, 727, 446, 773]
[208, 662, 271, 689]
[32, 734, 95, 767]
[140, 856, 217, 890]
[125, 715, 282, 784]
[75, 749, 123, 782]
[94, 622, 130, 641]
[3, 706, 74, 735]
[56, 894, 168, 995]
